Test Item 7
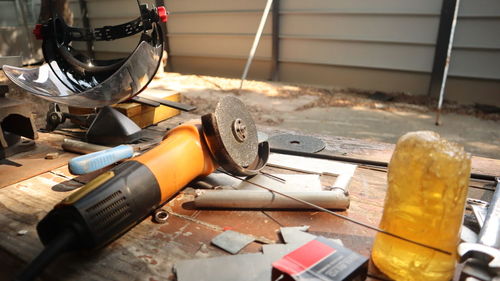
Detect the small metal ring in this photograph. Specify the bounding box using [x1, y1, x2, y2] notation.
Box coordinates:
[153, 209, 169, 224]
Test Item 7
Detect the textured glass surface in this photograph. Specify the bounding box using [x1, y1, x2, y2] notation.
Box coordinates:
[372, 131, 471, 281]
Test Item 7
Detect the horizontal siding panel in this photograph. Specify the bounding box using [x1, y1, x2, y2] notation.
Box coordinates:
[449, 50, 500, 79]
[85, 0, 140, 19]
[0, 2, 19, 26]
[170, 35, 271, 59]
[281, 14, 439, 45]
[280, 39, 434, 72]
[168, 0, 268, 13]
[459, 0, 500, 17]
[86, 0, 499, 106]
[279, 61, 431, 95]
[454, 18, 500, 49]
[281, 0, 442, 15]
[168, 13, 271, 34]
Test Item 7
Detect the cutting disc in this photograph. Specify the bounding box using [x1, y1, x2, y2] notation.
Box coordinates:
[269, 134, 325, 153]
[202, 96, 267, 176]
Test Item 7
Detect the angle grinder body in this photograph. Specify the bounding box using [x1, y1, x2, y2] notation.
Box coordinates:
[38, 122, 216, 250]
[19, 97, 268, 281]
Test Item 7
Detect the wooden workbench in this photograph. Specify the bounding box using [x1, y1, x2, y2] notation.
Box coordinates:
[0, 113, 498, 281]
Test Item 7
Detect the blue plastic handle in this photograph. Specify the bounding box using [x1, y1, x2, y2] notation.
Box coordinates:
[68, 145, 134, 175]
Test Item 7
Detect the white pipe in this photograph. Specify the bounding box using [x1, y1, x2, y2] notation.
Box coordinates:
[194, 190, 350, 210]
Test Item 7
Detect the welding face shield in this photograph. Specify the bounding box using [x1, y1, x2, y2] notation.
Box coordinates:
[3, 2, 166, 108]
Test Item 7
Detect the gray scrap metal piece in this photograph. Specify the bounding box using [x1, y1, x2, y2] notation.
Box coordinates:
[211, 230, 255, 254]
[280, 226, 315, 244]
[263, 227, 344, 268]
[175, 253, 272, 281]
[262, 243, 304, 263]
[279, 226, 343, 246]
[175, 227, 345, 281]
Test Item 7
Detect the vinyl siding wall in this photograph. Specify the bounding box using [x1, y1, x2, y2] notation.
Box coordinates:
[11, 0, 500, 105]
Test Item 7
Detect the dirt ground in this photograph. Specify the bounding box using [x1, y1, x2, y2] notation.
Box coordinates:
[149, 73, 500, 159]
[2, 70, 499, 159]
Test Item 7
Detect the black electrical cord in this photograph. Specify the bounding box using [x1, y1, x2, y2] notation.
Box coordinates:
[16, 229, 76, 281]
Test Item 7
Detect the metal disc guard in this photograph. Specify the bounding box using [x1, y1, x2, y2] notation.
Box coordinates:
[202, 96, 269, 176]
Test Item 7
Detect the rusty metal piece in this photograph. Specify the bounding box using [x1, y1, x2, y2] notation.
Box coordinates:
[44, 153, 60, 160]
[62, 139, 111, 154]
[201, 96, 269, 176]
[152, 208, 169, 224]
[0, 85, 38, 158]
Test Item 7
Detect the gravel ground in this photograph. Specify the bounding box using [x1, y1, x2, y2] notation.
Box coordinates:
[149, 73, 500, 159]
[2, 70, 499, 159]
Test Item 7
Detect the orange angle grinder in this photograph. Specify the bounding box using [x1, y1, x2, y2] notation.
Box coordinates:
[17, 96, 269, 280]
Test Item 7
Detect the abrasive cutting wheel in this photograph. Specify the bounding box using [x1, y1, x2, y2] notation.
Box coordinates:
[202, 96, 269, 176]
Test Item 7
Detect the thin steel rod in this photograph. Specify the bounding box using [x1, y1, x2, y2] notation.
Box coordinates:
[429, 0, 461, 126]
[239, 0, 274, 91]
[218, 169, 452, 256]
[270, 147, 497, 182]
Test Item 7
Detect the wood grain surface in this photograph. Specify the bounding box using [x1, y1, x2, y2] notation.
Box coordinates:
[0, 114, 497, 281]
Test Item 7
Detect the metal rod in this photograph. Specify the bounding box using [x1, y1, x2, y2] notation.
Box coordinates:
[270, 147, 497, 182]
[270, 0, 280, 81]
[427, 0, 461, 125]
[239, 0, 274, 91]
[218, 169, 452, 256]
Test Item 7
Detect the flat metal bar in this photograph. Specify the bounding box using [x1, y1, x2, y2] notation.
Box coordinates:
[131, 96, 161, 107]
[139, 94, 196, 112]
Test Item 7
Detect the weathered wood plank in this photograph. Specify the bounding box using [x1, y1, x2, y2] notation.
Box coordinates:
[0, 139, 77, 189]
[0, 112, 497, 281]
[0, 161, 396, 280]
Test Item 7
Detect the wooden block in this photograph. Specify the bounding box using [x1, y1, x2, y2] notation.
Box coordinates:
[68, 107, 93, 115]
[114, 90, 181, 128]
[69, 90, 181, 128]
